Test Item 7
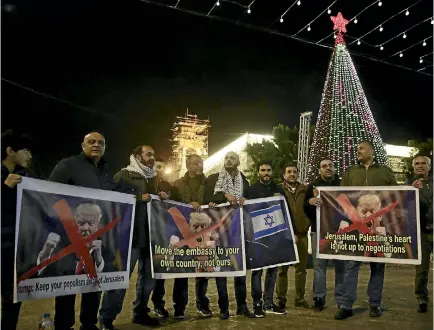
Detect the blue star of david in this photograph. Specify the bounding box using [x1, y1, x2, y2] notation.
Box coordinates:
[264, 214, 274, 227]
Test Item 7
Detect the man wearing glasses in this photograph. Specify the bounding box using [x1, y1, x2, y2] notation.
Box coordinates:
[304, 158, 343, 312]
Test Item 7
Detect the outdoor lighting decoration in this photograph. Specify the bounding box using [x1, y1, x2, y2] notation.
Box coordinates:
[164, 167, 173, 175]
[354, 17, 358, 24]
[327, 8, 331, 14]
[307, 11, 390, 181]
[403, 32, 407, 39]
[307, 25, 311, 31]
[247, 7, 251, 14]
[378, 1, 382, 6]
[405, 9, 410, 16]
[216, 1, 220, 6]
[280, 17, 284, 23]
[399, 52, 403, 57]
[379, 25, 383, 32]
[357, 40, 361, 45]
[297, 0, 301, 6]
[419, 58, 423, 63]
[380, 45, 384, 50]
[423, 40, 427, 46]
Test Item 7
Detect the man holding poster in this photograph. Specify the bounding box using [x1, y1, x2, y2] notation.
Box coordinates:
[331, 140, 397, 320]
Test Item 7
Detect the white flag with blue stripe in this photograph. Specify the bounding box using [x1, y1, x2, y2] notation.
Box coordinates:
[251, 204, 287, 240]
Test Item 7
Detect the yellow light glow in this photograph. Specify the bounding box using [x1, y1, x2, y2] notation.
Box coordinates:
[165, 167, 172, 174]
[384, 144, 416, 157]
[203, 133, 273, 172]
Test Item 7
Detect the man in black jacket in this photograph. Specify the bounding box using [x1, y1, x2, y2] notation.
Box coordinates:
[410, 155, 433, 313]
[49, 132, 117, 330]
[246, 161, 286, 318]
[1, 130, 33, 330]
[304, 158, 344, 312]
[204, 151, 254, 318]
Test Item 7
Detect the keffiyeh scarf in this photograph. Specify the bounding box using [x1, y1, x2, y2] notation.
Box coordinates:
[123, 155, 156, 179]
[213, 167, 243, 199]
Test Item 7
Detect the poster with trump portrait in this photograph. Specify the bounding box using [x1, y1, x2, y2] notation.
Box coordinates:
[316, 186, 421, 265]
[14, 178, 136, 302]
[148, 196, 246, 279]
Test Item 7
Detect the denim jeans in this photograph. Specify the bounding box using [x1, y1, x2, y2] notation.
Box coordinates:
[234, 276, 248, 309]
[196, 277, 229, 312]
[99, 248, 156, 322]
[251, 267, 278, 306]
[310, 232, 345, 303]
[340, 261, 385, 309]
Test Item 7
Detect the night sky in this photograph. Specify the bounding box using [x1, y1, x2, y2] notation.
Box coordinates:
[2, 0, 433, 176]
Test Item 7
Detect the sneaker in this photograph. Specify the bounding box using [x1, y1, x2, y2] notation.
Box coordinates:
[236, 306, 256, 318]
[174, 310, 186, 320]
[197, 305, 213, 317]
[277, 302, 286, 310]
[153, 306, 169, 318]
[418, 303, 428, 313]
[132, 313, 160, 326]
[314, 298, 325, 312]
[334, 307, 353, 320]
[253, 305, 265, 318]
[369, 306, 382, 317]
[295, 300, 312, 309]
[263, 304, 286, 315]
[220, 311, 230, 320]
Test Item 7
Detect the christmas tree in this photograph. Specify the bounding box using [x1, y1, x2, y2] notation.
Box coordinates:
[307, 12, 390, 182]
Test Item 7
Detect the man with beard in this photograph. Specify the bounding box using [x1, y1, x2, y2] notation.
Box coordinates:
[335, 140, 396, 320]
[246, 161, 286, 317]
[204, 151, 255, 318]
[410, 155, 433, 313]
[304, 158, 344, 312]
[170, 154, 210, 319]
[99, 145, 166, 329]
[276, 163, 311, 310]
[49, 132, 118, 330]
[151, 157, 172, 318]
[1, 130, 33, 330]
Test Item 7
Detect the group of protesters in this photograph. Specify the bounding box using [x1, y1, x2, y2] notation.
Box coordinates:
[1, 129, 432, 330]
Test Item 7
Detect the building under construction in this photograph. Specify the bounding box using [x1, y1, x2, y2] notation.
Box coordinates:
[170, 110, 210, 180]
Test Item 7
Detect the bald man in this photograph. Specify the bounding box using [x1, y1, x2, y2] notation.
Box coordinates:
[49, 131, 117, 330]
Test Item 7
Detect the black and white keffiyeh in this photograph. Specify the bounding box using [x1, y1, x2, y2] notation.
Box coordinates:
[123, 155, 156, 179]
[213, 167, 243, 199]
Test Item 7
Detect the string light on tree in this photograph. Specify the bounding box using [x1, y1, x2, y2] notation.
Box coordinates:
[379, 25, 383, 32]
[423, 40, 427, 46]
[307, 25, 311, 31]
[378, 0, 382, 6]
[405, 9, 410, 16]
[419, 58, 423, 63]
[307, 12, 390, 183]
[354, 17, 358, 24]
[327, 7, 331, 14]
[380, 45, 384, 50]
[247, 7, 251, 14]
[280, 17, 284, 23]
[400, 52, 403, 57]
[357, 39, 361, 45]
[403, 32, 407, 39]
[216, 1, 220, 6]
[297, 0, 301, 5]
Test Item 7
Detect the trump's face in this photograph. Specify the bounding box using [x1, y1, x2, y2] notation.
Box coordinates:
[357, 194, 382, 228]
[76, 206, 101, 237]
[190, 213, 212, 246]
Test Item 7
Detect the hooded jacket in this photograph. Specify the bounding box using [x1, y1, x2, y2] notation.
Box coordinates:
[304, 174, 341, 233]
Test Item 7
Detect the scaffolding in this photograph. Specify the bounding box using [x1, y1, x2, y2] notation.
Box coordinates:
[170, 109, 210, 180]
[297, 111, 312, 184]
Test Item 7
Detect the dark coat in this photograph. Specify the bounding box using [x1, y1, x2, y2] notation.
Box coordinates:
[171, 172, 207, 204]
[113, 169, 158, 248]
[49, 153, 116, 191]
[304, 174, 341, 233]
[204, 171, 250, 204]
[340, 162, 397, 186]
[246, 181, 285, 199]
[1, 164, 34, 250]
[408, 175, 433, 233]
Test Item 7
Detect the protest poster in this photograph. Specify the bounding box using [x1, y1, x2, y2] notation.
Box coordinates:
[149, 196, 246, 279]
[14, 177, 136, 302]
[242, 196, 299, 271]
[316, 186, 421, 265]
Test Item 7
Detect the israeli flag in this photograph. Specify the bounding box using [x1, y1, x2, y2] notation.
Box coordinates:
[251, 204, 287, 240]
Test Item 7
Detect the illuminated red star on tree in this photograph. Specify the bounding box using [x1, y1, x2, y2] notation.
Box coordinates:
[330, 12, 349, 34]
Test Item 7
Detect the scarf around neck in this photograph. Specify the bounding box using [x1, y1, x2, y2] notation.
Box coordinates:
[214, 167, 243, 199]
[123, 155, 156, 179]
